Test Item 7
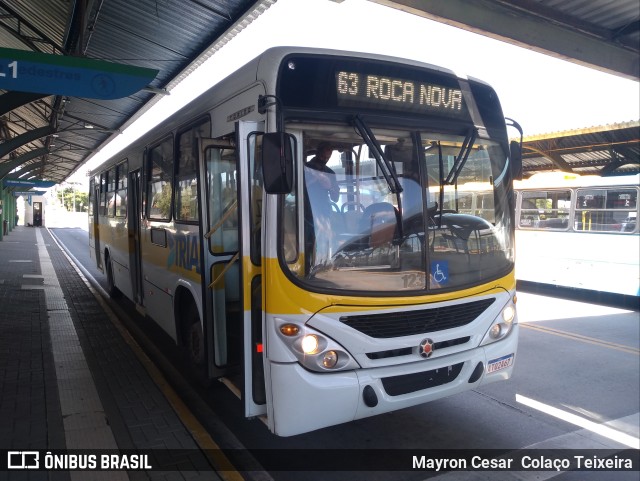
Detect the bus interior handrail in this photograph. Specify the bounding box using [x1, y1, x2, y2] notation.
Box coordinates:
[208, 252, 240, 289]
[204, 200, 238, 240]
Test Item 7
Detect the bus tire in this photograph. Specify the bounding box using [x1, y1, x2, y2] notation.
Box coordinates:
[183, 302, 205, 366]
[105, 253, 121, 298]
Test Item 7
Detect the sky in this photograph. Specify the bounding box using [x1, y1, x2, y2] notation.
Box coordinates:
[71, 0, 640, 182]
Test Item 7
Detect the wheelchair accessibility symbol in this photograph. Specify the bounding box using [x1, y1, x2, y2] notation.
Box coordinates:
[430, 261, 448, 285]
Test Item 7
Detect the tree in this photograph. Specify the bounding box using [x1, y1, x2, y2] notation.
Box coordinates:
[61, 186, 89, 212]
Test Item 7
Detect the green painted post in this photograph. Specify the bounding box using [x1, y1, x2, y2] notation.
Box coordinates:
[9, 194, 15, 231]
[0, 188, 5, 241]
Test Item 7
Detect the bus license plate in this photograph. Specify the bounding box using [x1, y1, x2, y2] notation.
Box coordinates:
[486, 354, 514, 373]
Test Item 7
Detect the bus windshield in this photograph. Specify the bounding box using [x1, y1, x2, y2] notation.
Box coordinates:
[282, 122, 514, 293]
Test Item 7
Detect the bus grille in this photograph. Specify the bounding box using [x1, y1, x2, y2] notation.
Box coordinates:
[381, 362, 464, 396]
[340, 298, 495, 338]
[366, 336, 470, 359]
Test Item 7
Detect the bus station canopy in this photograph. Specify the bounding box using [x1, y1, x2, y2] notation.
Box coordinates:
[521, 121, 640, 178]
[1, 0, 639, 185]
[0, 0, 276, 184]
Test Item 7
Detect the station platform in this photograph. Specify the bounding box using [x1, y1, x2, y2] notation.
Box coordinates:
[0, 226, 223, 480]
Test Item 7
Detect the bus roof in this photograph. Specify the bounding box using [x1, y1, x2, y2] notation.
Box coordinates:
[514, 172, 640, 189]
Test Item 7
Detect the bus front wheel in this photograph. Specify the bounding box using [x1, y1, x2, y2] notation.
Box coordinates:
[105, 253, 121, 298]
[183, 303, 204, 367]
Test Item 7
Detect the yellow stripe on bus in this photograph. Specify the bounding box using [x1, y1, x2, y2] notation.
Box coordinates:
[260, 257, 516, 314]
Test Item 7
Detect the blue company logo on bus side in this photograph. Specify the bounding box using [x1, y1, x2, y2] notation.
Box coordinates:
[167, 233, 201, 274]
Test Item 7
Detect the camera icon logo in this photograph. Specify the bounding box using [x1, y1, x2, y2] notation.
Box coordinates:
[7, 451, 40, 469]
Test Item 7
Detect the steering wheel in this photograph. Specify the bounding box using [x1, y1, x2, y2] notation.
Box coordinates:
[341, 201, 364, 213]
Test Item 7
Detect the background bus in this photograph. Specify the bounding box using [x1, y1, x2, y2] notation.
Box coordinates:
[514, 172, 639, 297]
[89, 47, 521, 436]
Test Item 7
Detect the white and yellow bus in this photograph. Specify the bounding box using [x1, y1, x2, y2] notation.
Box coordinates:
[89, 47, 521, 436]
[515, 172, 639, 297]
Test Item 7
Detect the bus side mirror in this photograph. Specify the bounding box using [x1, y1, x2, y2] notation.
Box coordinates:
[510, 140, 523, 181]
[505, 117, 523, 181]
[262, 132, 294, 194]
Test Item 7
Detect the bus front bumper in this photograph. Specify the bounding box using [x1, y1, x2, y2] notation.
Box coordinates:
[268, 324, 518, 436]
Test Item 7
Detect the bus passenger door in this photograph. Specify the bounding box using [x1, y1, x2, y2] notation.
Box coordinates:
[92, 176, 103, 269]
[200, 137, 239, 381]
[88, 178, 100, 269]
[128, 169, 143, 305]
[237, 120, 267, 419]
[199, 121, 266, 419]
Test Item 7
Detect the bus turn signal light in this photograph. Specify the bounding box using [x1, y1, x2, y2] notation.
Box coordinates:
[280, 324, 300, 336]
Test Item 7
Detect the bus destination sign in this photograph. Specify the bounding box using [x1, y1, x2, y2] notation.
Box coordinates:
[336, 71, 466, 117]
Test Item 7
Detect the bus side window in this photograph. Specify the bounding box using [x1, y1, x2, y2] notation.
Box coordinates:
[205, 142, 239, 306]
[519, 190, 570, 229]
[99, 172, 108, 216]
[88, 179, 95, 217]
[115, 160, 128, 218]
[248, 133, 265, 266]
[106, 166, 117, 217]
[205, 144, 238, 253]
[176, 119, 210, 222]
[146, 137, 174, 221]
[576, 187, 637, 232]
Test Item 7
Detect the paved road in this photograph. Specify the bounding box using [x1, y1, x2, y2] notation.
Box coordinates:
[51, 227, 640, 481]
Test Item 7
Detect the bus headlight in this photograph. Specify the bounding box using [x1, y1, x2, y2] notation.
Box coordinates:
[502, 305, 515, 323]
[480, 301, 517, 346]
[322, 350, 339, 368]
[275, 321, 360, 372]
[489, 324, 503, 339]
[301, 335, 319, 354]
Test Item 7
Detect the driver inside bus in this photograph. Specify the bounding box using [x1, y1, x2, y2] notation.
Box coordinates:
[305, 142, 340, 202]
[304, 142, 340, 270]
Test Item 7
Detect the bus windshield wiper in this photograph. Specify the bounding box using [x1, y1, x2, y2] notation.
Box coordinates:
[352, 115, 402, 194]
[445, 128, 477, 185]
[435, 141, 445, 227]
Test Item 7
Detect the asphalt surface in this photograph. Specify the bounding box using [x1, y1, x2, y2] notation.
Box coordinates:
[50, 227, 640, 481]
